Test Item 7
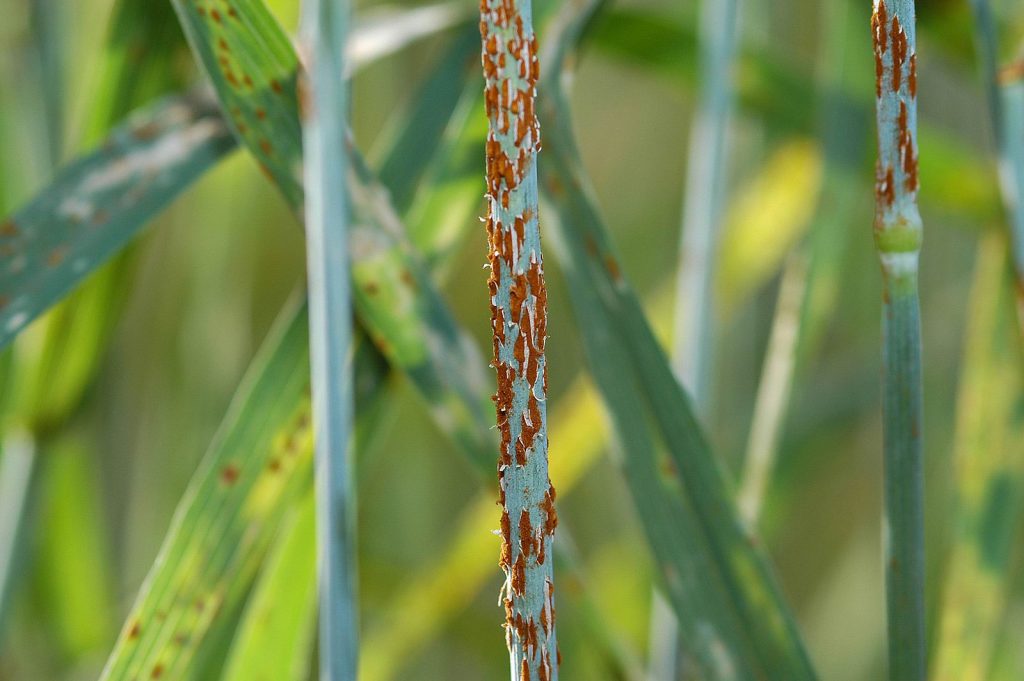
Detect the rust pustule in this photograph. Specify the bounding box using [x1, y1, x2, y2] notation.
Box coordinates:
[519, 509, 535, 556]
[512, 554, 526, 595]
[47, 247, 67, 267]
[999, 59, 1024, 85]
[871, 0, 888, 98]
[908, 54, 917, 97]
[220, 464, 240, 485]
[891, 17, 907, 92]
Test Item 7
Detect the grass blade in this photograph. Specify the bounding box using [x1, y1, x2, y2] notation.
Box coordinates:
[222, 491, 318, 681]
[100, 28, 490, 677]
[297, 0, 358, 677]
[934, 236, 1024, 680]
[653, 0, 738, 670]
[0, 94, 234, 349]
[537, 1, 816, 677]
[170, 0, 496, 466]
[0, 430, 37, 635]
[670, 0, 736, 403]
[98, 300, 316, 681]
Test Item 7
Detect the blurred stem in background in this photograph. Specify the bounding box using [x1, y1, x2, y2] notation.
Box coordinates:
[737, 0, 866, 527]
[870, 0, 926, 679]
[966, 0, 1024, 331]
[651, 0, 738, 676]
[298, 0, 359, 678]
[933, 2, 1024, 679]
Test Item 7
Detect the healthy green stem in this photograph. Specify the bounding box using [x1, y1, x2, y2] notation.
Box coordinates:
[298, 0, 358, 678]
[871, 1, 925, 678]
[479, 0, 558, 678]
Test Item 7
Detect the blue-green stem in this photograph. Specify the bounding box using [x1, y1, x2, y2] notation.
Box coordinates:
[967, 0, 1024, 316]
[298, 0, 358, 679]
[0, 430, 37, 635]
[480, 0, 558, 678]
[655, 0, 738, 674]
[872, 0, 925, 678]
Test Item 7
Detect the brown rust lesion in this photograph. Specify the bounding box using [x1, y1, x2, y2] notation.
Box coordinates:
[999, 59, 1024, 85]
[871, 0, 888, 98]
[890, 16, 907, 92]
[897, 101, 918, 192]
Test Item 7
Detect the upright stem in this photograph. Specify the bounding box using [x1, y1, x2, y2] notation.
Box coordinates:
[0, 430, 37, 635]
[654, 0, 738, 675]
[480, 1, 559, 678]
[968, 0, 1024, 325]
[671, 0, 738, 402]
[871, 1, 925, 679]
[299, 1, 358, 679]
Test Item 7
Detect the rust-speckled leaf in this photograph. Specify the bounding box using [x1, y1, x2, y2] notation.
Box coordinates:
[0, 94, 235, 349]
[171, 0, 495, 466]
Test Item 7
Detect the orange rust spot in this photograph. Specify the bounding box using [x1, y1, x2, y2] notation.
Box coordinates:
[220, 464, 240, 485]
[605, 255, 621, 280]
[210, 8, 222, 22]
[511, 553, 526, 595]
[871, 0, 888, 98]
[259, 139, 274, 156]
[908, 54, 917, 97]
[891, 16, 907, 92]
[218, 38, 230, 52]
[268, 458, 282, 473]
[256, 108, 267, 120]
[521, 658, 530, 680]
[897, 101, 918, 192]
[47, 247, 67, 267]
[519, 509, 535, 557]
[270, 79, 283, 94]
[1000, 59, 1024, 85]
[542, 486, 558, 536]
[1, 219, 19, 237]
[128, 621, 141, 640]
[132, 121, 160, 141]
[92, 209, 110, 225]
[227, 6, 238, 19]
[151, 664, 164, 679]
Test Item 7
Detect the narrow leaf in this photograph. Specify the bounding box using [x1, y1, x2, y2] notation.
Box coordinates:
[0, 94, 235, 349]
[538, 1, 816, 678]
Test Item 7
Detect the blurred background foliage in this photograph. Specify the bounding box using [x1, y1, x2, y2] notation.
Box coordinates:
[0, 0, 1023, 679]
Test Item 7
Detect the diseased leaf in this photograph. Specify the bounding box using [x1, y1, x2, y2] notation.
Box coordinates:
[0, 94, 235, 349]
[171, 1, 496, 465]
[537, 1, 816, 678]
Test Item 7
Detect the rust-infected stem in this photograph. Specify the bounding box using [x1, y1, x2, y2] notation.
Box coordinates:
[480, 0, 558, 679]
